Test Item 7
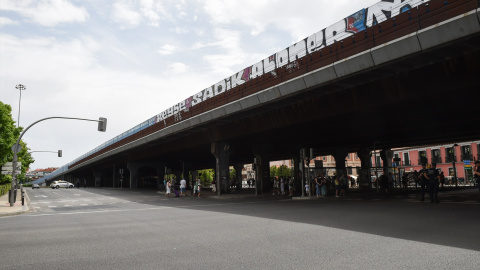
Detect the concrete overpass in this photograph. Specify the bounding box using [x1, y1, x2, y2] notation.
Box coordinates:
[43, 0, 480, 193]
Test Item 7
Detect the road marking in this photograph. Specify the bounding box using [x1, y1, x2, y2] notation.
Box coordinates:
[34, 195, 48, 198]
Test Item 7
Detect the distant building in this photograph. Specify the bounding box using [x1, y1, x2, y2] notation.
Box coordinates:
[391, 141, 479, 184]
[26, 167, 58, 181]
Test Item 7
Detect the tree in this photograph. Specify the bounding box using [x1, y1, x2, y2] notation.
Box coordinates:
[0, 101, 34, 184]
[198, 169, 214, 185]
[229, 168, 236, 180]
[270, 164, 292, 178]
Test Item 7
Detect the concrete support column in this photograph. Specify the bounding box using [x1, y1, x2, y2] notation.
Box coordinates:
[93, 171, 102, 188]
[357, 148, 372, 191]
[333, 148, 349, 177]
[234, 163, 244, 191]
[154, 163, 166, 190]
[211, 142, 231, 195]
[127, 163, 140, 189]
[380, 149, 394, 189]
[112, 164, 116, 188]
[292, 154, 301, 195]
[182, 162, 192, 190]
[253, 143, 273, 194]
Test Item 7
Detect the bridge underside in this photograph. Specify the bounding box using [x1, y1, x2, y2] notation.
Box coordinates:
[71, 31, 480, 175]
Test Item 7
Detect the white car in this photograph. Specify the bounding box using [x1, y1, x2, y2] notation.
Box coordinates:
[32, 183, 40, 189]
[50, 180, 74, 189]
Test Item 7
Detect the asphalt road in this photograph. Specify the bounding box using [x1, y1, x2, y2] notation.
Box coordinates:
[0, 188, 479, 270]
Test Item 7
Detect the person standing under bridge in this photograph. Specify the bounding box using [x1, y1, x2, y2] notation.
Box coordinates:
[180, 178, 187, 197]
[419, 164, 429, 201]
[428, 163, 440, 203]
[474, 160, 480, 193]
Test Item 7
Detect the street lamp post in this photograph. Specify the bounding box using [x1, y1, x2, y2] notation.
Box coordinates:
[9, 116, 107, 206]
[453, 143, 458, 188]
[15, 84, 26, 128]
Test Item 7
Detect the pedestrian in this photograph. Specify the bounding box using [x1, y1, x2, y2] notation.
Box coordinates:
[334, 176, 341, 198]
[428, 163, 439, 203]
[197, 178, 202, 197]
[76, 178, 80, 188]
[212, 179, 217, 193]
[305, 181, 309, 196]
[288, 177, 294, 196]
[439, 171, 445, 191]
[272, 177, 279, 195]
[319, 174, 327, 197]
[280, 177, 285, 195]
[412, 170, 419, 190]
[166, 180, 171, 198]
[340, 174, 347, 197]
[474, 160, 480, 193]
[193, 179, 198, 197]
[418, 164, 428, 201]
[315, 174, 321, 198]
[402, 173, 408, 191]
[83, 179, 87, 188]
[180, 177, 187, 196]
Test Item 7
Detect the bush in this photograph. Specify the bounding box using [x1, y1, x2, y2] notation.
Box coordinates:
[0, 183, 12, 197]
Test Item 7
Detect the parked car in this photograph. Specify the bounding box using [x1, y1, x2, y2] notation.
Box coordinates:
[50, 180, 74, 189]
[32, 183, 40, 189]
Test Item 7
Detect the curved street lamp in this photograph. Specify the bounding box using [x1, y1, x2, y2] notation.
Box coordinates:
[9, 116, 107, 206]
[15, 84, 26, 128]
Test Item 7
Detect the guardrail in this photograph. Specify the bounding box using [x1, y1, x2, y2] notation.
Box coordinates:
[50, 0, 480, 175]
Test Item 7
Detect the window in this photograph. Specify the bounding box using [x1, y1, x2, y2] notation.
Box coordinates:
[375, 156, 382, 167]
[445, 147, 454, 163]
[431, 149, 441, 164]
[461, 145, 472, 161]
[418, 150, 427, 165]
[403, 152, 410, 166]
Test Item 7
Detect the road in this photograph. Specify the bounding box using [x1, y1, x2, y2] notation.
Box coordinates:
[0, 188, 479, 270]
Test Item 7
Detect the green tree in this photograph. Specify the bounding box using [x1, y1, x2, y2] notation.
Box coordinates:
[229, 168, 236, 180]
[270, 164, 291, 178]
[0, 101, 34, 184]
[198, 169, 214, 185]
[270, 166, 277, 177]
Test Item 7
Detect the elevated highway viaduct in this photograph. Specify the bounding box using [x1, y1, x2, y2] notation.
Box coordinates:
[49, 0, 480, 193]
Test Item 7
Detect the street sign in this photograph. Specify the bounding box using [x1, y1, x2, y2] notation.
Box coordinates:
[3, 162, 21, 167]
[11, 144, 22, 153]
[1, 171, 21, 175]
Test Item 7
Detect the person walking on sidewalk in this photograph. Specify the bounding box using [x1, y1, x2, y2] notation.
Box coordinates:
[196, 178, 202, 197]
[166, 180, 171, 198]
[180, 178, 187, 196]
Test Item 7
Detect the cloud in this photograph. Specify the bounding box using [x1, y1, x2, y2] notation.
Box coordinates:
[158, 44, 178, 55]
[0, 17, 18, 27]
[112, 2, 142, 28]
[0, 0, 88, 27]
[168, 62, 189, 73]
[200, 0, 379, 41]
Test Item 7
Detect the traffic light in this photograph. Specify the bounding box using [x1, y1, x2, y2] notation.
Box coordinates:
[98, 117, 107, 132]
[58, 150, 62, 157]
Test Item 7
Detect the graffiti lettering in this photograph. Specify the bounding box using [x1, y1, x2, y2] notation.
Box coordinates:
[157, 0, 426, 121]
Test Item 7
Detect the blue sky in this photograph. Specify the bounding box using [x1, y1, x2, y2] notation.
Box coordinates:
[0, 0, 380, 170]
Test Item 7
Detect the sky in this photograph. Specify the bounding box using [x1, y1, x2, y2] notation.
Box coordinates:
[0, 0, 380, 170]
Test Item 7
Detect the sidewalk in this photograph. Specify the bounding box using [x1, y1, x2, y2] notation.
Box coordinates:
[0, 188, 30, 217]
